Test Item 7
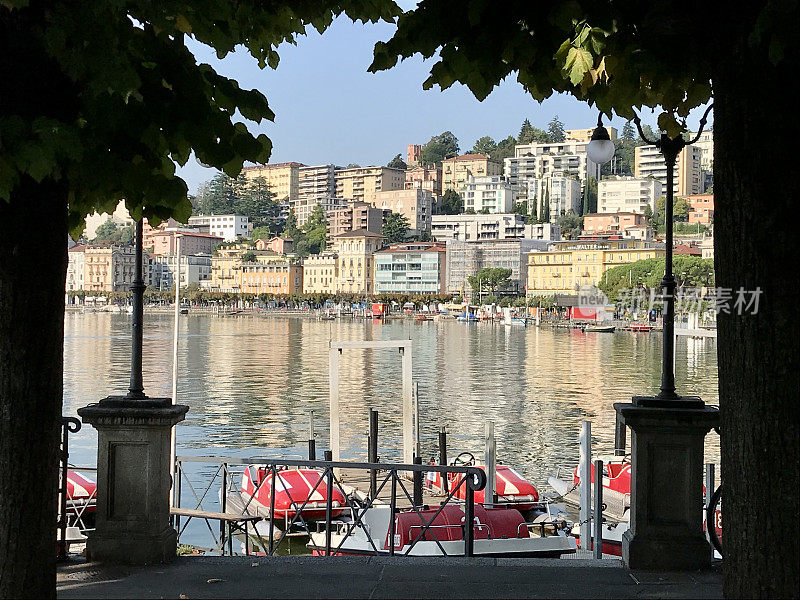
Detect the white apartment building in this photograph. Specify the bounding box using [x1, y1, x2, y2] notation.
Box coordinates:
[295, 164, 348, 226]
[527, 176, 583, 221]
[66, 245, 86, 291]
[598, 176, 663, 214]
[634, 144, 703, 196]
[431, 213, 526, 242]
[367, 188, 433, 235]
[505, 138, 600, 187]
[523, 223, 562, 241]
[463, 176, 515, 213]
[187, 215, 250, 241]
[149, 253, 212, 290]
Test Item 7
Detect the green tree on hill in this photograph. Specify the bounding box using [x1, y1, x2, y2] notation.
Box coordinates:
[387, 154, 407, 170]
[547, 115, 565, 142]
[419, 131, 459, 165]
[93, 219, 118, 241]
[382, 211, 410, 243]
[438, 189, 463, 215]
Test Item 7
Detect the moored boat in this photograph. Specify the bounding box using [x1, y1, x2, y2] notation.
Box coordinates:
[240, 465, 347, 521]
[426, 453, 540, 511]
[582, 324, 616, 333]
[307, 504, 576, 557]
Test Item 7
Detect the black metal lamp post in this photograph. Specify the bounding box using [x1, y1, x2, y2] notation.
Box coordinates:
[589, 106, 713, 406]
[630, 105, 713, 405]
[127, 219, 146, 399]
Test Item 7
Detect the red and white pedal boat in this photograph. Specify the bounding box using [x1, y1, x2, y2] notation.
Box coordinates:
[549, 457, 721, 557]
[307, 504, 576, 557]
[65, 470, 97, 525]
[239, 465, 347, 521]
[426, 452, 540, 511]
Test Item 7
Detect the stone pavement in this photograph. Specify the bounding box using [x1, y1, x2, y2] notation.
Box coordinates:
[57, 556, 722, 599]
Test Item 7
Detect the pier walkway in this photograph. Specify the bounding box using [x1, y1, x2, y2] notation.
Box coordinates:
[57, 556, 722, 599]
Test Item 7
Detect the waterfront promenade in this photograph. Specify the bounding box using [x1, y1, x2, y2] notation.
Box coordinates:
[57, 556, 722, 599]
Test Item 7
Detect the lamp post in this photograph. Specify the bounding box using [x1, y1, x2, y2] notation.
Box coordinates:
[589, 109, 719, 570]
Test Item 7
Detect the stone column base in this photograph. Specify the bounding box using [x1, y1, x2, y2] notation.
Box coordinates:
[86, 525, 178, 565]
[78, 396, 189, 565]
[615, 398, 719, 571]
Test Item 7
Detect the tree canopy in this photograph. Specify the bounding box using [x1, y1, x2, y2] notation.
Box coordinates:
[370, 3, 725, 137]
[518, 119, 549, 144]
[438, 188, 463, 215]
[598, 256, 715, 302]
[195, 173, 280, 227]
[1, 1, 399, 235]
[468, 267, 512, 295]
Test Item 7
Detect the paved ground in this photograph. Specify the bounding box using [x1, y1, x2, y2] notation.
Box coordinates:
[57, 556, 722, 599]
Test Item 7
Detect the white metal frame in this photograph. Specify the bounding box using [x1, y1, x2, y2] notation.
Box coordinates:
[329, 340, 414, 463]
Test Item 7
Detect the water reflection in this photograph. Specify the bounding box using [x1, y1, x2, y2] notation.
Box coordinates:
[63, 313, 720, 487]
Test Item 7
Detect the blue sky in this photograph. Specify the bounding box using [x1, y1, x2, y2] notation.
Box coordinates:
[176, 15, 712, 194]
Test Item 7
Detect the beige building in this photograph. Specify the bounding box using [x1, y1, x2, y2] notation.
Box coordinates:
[83, 199, 134, 240]
[334, 166, 405, 203]
[147, 230, 223, 256]
[634, 145, 703, 197]
[302, 252, 339, 295]
[83, 245, 140, 293]
[327, 201, 384, 240]
[242, 162, 304, 203]
[366, 188, 433, 235]
[598, 176, 663, 214]
[565, 127, 618, 143]
[441, 154, 502, 194]
[526, 240, 665, 296]
[331, 230, 384, 295]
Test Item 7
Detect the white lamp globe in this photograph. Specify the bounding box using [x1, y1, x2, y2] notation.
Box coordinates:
[587, 138, 615, 164]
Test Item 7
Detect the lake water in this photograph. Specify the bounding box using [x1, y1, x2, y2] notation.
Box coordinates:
[64, 310, 720, 478]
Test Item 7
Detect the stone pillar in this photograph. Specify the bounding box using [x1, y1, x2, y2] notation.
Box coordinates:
[78, 396, 188, 564]
[614, 398, 719, 570]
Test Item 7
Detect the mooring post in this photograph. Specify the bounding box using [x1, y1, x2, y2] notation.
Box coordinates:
[705, 463, 715, 559]
[401, 343, 414, 464]
[413, 381, 421, 460]
[614, 412, 626, 456]
[485, 421, 497, 505]
[464, 483, 475, 557]
[439, 426, 448, 493]
[579, 420, 592, 551]
[329, 346, 341, 462]
[594, 459, 604, 559]
[308, 410, 316, 461]
[368, 408, 378, 498]
[413, 456, 423, 507]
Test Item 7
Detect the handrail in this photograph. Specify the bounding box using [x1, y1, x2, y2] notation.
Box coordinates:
[706, 484, 723, 557]
[173, 455, 486, 558]
[57, 416, 82, 561]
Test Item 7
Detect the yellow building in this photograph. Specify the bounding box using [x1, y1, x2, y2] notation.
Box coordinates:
[209, 244, 303, 294]
[526, 240, 665, 295]
[441, 154, 502, 194]
[83, 245, 139, 293]
[302, 252, 339, 295]
[331, 230, 384, 294]
[240, 255, 303, 295]
[565, 127, 618, 143]
[334, 166, 405, 202]
[241, 162, 304, 203]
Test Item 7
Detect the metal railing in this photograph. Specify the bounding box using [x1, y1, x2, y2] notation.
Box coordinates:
[173, 455, 486, 557]
[57, 417, 82, 560]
